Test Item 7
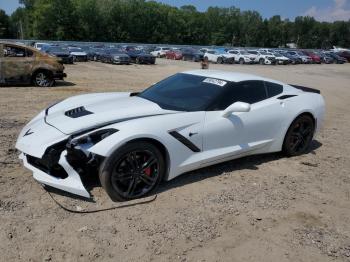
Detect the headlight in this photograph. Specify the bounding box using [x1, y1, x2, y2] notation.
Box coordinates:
[68, 128, 118, 148]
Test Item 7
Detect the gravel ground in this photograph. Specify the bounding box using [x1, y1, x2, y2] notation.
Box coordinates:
[1, 59, 350, 262]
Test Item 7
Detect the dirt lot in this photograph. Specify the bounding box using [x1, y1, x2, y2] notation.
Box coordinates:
[1, 59, 350, 262]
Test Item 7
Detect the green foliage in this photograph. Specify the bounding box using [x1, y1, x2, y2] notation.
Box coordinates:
[0, 9, 11, 38]
[3, 0, 350, 48]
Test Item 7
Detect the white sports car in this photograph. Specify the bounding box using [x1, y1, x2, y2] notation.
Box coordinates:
[16, 70, 325, 201]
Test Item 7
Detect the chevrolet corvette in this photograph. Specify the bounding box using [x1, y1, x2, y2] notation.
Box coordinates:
[16, 70, 325, 201]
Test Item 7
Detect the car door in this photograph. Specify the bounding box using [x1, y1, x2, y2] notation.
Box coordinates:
[2, 44, 35, 83]
[201, 80, 286, 166]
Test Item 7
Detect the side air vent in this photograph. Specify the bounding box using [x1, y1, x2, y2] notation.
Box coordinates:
[65, 106, 93, 118]
[277, 95, 297, 100]
[168, 131, 201, 152]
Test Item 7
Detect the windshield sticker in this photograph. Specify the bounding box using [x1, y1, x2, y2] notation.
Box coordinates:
[203, 78, 227, 87]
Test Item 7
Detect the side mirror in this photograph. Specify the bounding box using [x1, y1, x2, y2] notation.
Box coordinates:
[222, 102, 251, 117]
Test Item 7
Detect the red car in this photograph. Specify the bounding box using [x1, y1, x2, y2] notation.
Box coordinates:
[302, 51, 321, 64]
[165, 50, 183, 60]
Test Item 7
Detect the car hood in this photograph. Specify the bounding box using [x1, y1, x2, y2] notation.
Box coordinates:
[45, 92, 176, 134]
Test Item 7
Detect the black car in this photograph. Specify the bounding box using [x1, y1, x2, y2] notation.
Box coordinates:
[180, 48, 204, 62]
[100, 48, 130, 64]
[327, 52, 347, 64]
[315, 52, 334, 64]
[126, 49, 156, 64]
[337, 51, 350, 62]
[41, 46, 73, 64]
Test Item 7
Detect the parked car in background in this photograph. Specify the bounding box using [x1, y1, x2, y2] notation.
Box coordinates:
[301, 51, 321, 64]
[287, 51, 312, 64]
[337, 51, 350, 62]
[325, 52, 347, 64]
[248, 50, 276, 65]
[279, 51, 301, 64]
[314, 52, 334, 64]
[100, 48, 130, 64]
[68, 47, 88, 62]
[203, 49, 234, 64]
[165, 49, 183, 60]
[271, 51, 290, 65]
[90, 47, 105, 61]
[126, 49, 156, 64]
[141, 46, 156, 54]
[0, 42, 66, 87]
[150, 47, 171, 58]
[41, 45, 73, 64]
[227, 49, 256, 64]
[33, 42, 48, 51]
[214, 49, 235, 64]
[181, 48, 204, 62]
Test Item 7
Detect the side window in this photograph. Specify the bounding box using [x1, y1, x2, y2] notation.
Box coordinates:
[4, 45, 26, 57]
[232, 81, 267, 104]
[265, 81, 283, 98]
[212, 81, 267, 110]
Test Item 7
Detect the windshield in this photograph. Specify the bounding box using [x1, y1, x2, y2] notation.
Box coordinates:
[240, 51, 250, 55]
[248, 51, 258, 54]
[138, 73, 228, 111]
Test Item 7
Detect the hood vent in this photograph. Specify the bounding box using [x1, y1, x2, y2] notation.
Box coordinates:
[65, 106, 93, 118]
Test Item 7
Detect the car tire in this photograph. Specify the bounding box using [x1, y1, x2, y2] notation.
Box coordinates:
[239, 58, 244, 65]
[217, 57, 223, 64]
[136, 57, 140, 64]
[99, 141, 165, 201]
[282, 114, 315, 157]
[32, 70, 55, 87]
[259, 58, 264, 65]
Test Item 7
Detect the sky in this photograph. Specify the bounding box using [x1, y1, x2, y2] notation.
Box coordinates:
[1, 0, 350, 22]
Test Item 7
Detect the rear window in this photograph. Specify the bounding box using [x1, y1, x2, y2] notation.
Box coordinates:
[265, 81, 283, 97]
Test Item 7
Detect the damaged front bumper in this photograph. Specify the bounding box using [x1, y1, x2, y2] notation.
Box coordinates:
[20, 150, 90, 198]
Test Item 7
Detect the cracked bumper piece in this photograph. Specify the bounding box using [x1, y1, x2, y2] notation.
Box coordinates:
[20, 151, 90, 198]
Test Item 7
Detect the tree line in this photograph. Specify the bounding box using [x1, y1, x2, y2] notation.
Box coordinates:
[0, 0, 349, 48]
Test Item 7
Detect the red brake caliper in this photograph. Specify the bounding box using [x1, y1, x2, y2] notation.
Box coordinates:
[144, 155, 151, 176]
[144, 167, 151, 176]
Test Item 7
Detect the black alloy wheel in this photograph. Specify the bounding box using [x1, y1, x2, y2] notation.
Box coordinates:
[99, 142, 165, 201]
[283, 115, 315, 156]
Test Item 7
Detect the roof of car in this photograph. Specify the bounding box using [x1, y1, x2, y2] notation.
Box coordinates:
[183, 70, 272, 82]
[0, 42, 39, 53]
